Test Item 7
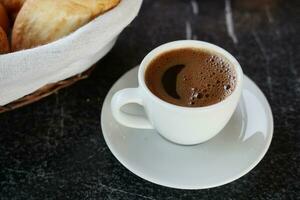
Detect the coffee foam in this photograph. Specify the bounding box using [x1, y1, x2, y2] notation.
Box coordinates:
[182, 54, 236, 106]
[145, 48, 237, 107]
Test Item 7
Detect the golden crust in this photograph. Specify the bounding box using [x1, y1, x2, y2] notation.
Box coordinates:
[0, 0, 26, 22]
[0, 3, 9, 33]
[12, 0, 121, 51]
[0, 26, 9, 53]
[0, 0, 26, 12]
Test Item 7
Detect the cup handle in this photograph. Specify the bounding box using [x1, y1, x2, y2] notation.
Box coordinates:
[111, 88, 154, 129]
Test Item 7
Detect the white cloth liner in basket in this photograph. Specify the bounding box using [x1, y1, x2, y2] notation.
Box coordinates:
[0, 0, 143, 106]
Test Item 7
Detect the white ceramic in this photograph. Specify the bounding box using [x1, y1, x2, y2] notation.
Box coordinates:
[111, 40, 243, 145]
[101, 66, 273, 189]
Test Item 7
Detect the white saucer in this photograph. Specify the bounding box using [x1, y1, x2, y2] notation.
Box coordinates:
[101, 66, 273, 189]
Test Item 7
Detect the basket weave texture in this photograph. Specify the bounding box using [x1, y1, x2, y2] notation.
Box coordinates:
[0, 66, 95, 113]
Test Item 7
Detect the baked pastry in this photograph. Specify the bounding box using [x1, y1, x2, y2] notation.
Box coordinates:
[12, 0, 121, 51]
[0, 0, 25, 21]
[0, 26, 9, 53]
[0, 0, 25, 13]
[0, 2, 9, 33]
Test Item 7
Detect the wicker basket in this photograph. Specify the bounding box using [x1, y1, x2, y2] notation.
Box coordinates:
[0, 65, 95, 113]
[0, 0, 142, 113]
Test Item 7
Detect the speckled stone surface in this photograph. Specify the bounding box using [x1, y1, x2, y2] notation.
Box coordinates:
[0, 0, 299, 199]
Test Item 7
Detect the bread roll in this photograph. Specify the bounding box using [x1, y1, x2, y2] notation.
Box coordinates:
[0, 2, 9, 33]
[0, 0, 25, 13]
[12, 0, 121, 51]
[0, 26, 9, 53]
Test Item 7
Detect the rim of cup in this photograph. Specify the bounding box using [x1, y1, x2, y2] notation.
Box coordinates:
[139, 40, 243, 111]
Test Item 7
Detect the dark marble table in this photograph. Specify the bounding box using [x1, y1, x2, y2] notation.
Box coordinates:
[0, 0, 299, 199]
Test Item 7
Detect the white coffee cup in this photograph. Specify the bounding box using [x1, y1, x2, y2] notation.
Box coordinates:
[111, 40, 243, 145]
